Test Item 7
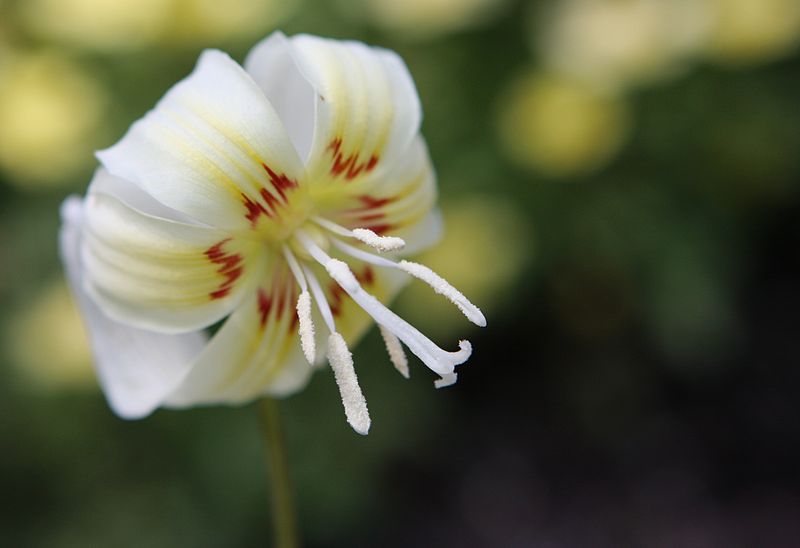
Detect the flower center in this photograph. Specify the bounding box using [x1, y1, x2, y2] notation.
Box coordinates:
[276, 215, 486, 434]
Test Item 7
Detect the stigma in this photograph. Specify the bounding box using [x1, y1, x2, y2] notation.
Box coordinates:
[280, 216, 485, 434]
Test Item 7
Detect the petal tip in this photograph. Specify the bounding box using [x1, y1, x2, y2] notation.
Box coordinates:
[60, 195, 84, 225]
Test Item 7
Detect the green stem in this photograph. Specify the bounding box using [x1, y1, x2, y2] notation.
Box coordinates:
[257, 398, 300, 548]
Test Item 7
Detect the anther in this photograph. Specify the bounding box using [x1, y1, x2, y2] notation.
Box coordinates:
[379, 325, 409, 378]
[398, 261, 486, 327]
[296, 291, 316, 365]
[351, 228, 405, 252]
[313, 216, 405, 253]
[327, 332, 370, 435]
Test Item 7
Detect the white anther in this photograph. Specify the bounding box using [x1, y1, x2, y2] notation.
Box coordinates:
[296, 291, 316, 365]
[351, 228, 405, 252]
[327, 332, 370, 435]
[312, 216, 405, 253]
[398, 261, 486, 327]
[380, 325, 409, 379]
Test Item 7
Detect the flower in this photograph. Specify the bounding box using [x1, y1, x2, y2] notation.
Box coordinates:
[60, 32, 485, 434]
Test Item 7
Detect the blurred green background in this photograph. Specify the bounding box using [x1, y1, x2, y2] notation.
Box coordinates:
[2, 0, 800, 546]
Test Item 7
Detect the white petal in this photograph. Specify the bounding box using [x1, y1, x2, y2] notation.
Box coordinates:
[244, 31, 316, 163]
[97, 49, 306, 231]
[82, 177, 265, 333]
[88, 167, 198, 224]
[288, 34, 421, 185]
[165, 263, 312, 406]
[60, 196, 206, 419]
[321, 137, 440, 254]
[391, 208, 444, 256]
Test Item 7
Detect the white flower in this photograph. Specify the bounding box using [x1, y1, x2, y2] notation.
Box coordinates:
[60, 32, 485, 434]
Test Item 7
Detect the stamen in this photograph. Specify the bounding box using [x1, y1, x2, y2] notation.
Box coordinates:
[397, 261, 487, 327]
[379, 325, 409, 379]
[312, 216, 356, 238]
[326, 258, 472, 380]
[331, 238, 396, 267]
[298, 230, 473, 385]
[313, 216, 405, 253]
[283, 245, 315, 364]
[282, 245, 308, 292]
[331, 239, 487, 328]
[303, 265, 335, 334]
[296, 291, 316, 365]
[351, 229, 405, 252]
[327, 332, 370, 435]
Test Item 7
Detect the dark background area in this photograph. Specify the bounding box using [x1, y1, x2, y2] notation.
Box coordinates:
[1, 0, 799, 546]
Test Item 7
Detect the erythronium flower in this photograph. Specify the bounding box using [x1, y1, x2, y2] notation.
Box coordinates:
[60, 32, 485, 435]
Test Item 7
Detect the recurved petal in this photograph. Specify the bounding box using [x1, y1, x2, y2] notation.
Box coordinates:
[97, 49, 307, 232]
[88, 166, 197, 224]
[82, 175, 266, 333]
[60, 196, 206, 419]
[165, 258, 313, 407]
[247, 33, 422, 188]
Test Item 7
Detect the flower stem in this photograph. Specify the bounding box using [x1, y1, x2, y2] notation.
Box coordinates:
[257, 398, 300, 548]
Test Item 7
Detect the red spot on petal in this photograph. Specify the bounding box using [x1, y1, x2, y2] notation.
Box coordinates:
[358, 195, 393, 210]
[275, 284, 289, 322]
[358, 265, 375, 286]
[210, 287, 232, 299]
[363, 223, 392, 235]
[327, 138, 342, 156]
[242, 165, 299, 227]
[243, 193, 271, 226]
[289, 304, 299, 331]
[357, 213, 385, 223]
[260, 187, 282, 214]
[261, 163, 299, 203]
[257, 288, 273, 328]
[328, 138, 379, 181]
[328, 282, 345, 317]
[366, 155, 378, 172]
[205, 239, 244, 300]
